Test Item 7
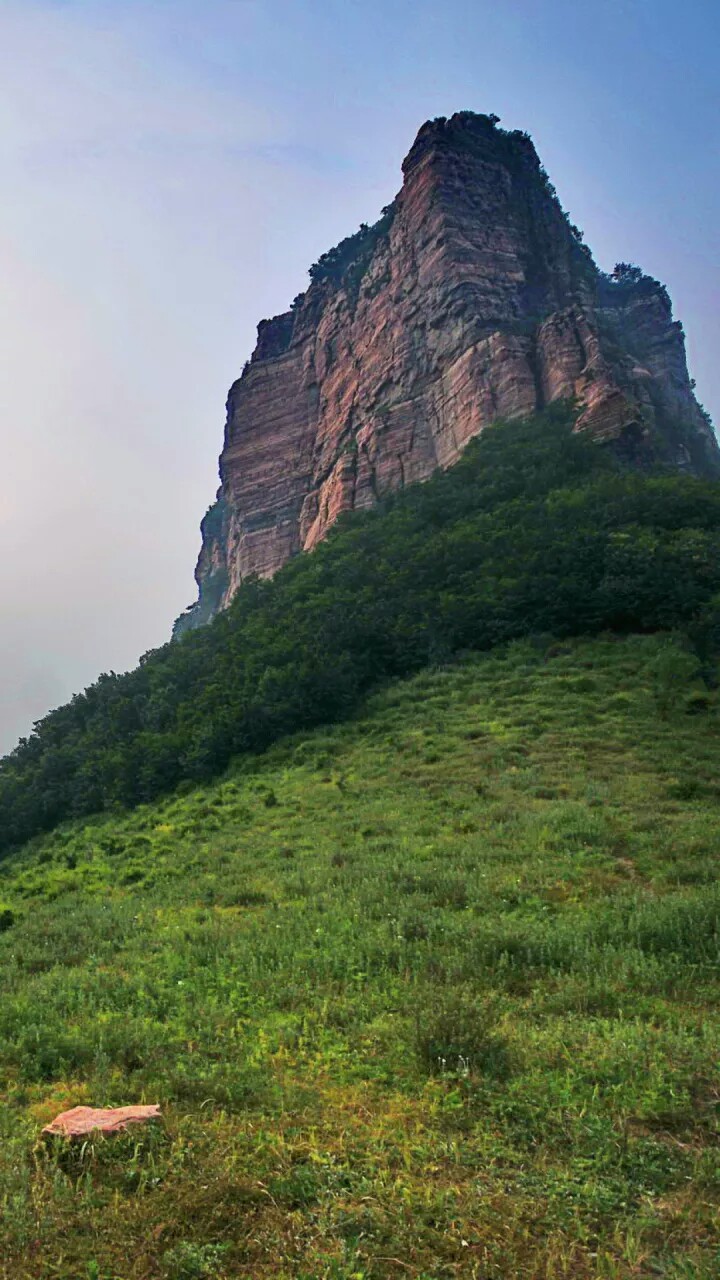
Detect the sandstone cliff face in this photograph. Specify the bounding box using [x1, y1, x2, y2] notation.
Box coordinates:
[176, 112, 719, 633]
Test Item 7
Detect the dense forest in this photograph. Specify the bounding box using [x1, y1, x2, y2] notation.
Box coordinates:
[2, 402, 720, 855]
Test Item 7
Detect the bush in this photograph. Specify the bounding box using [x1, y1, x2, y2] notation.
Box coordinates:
[684, 689, 712, 715]
[162, 1242, 228, 1280]
[646, 641, 702, 719]
[414, 990, 510, 1079]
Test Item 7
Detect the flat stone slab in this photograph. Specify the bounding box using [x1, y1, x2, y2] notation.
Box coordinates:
[43, 1104, 161, 1138]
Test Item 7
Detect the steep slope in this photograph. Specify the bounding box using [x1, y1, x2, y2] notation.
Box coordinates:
[178, 111, 719, 631]
[2, 635, 720, 1278]
[5, 408, 720, 854]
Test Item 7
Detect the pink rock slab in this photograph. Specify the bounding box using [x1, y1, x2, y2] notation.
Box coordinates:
[43, 1104, 161, 1138]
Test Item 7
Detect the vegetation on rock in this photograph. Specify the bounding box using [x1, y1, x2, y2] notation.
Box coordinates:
[308, 202, 396, 290]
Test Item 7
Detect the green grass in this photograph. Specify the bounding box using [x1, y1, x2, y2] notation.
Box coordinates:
[0, 632, 718, 1278]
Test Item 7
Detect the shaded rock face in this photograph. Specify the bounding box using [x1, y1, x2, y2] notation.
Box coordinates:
[176, 112, 719, 633]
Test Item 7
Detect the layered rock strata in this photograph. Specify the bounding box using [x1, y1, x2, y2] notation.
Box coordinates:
[177, 111, 718, 632]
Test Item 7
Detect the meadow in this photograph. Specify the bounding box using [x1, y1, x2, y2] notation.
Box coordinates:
[0, 632, 718, 1278]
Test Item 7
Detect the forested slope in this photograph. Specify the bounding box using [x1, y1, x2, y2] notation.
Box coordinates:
[3, 404, 720, 854]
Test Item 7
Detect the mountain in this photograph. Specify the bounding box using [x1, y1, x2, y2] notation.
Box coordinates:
[3, 111, 720, 1277]
[176, 110, 719, 633]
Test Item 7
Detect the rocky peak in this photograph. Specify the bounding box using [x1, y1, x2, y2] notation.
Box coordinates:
[174, 111, 719, 636]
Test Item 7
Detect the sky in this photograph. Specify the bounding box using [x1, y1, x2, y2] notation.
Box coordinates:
[0, 0, 718, 753]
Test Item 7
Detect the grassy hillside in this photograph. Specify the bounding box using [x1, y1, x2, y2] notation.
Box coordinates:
[1, 633, 719, 1278]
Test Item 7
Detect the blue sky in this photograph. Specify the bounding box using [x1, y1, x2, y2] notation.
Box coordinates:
[0, 0, 718, 750]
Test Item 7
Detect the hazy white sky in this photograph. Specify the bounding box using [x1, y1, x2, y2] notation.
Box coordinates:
[0, 0, 718, 752]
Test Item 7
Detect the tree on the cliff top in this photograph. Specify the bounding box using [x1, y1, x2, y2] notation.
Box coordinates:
[612, 262, 644, 284]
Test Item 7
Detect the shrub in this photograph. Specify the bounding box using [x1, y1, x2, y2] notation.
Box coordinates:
[162, 1242, 228, 1280]
[646, 641, 702, 719]
[414, 990, 510, 1079]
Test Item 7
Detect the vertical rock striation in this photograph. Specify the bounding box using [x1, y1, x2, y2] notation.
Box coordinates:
[176, 111, 718, 634]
